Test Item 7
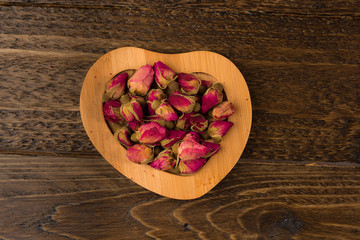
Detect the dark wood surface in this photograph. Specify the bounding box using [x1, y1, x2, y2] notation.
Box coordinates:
[1, 1, 359, 239]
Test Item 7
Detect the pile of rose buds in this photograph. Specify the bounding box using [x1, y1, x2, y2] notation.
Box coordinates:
[102, 61, 235, 175]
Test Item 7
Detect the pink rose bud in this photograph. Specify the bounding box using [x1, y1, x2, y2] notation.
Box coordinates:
[189, 113, 208, 132]
[120, 99, 144, 131]
[149, 149, 175, 171]
[212, 101, 235, 120]
[144, 115, 166, 127]
[201, 87, 223, 114]
[155, 102, 178, 121]
[202, 141, 220, 158]
[178, 139, 211, 160]
[146, 89, 166, 115]
[177, 73, 201, 95]
[153, 61, 177, 89]
[103, 100, 122, 123]
[208, 121, 234, 141]
[137, 122, 167, 145]
[183, 132, 200, 142]
[178, 158, 206, 175]
[175, 112, 194, 130]
[104, 72, 128, 99]
[114, 126, 133, 149]
[160, 130, 187, 148]
[168, 91, 196, 113]
[126, 144, 154, 164]
[128, 64, 154, 96]
[128, 93, 146, 108]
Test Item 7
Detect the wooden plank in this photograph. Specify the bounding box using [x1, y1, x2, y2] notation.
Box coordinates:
[0, 154, 359, 239]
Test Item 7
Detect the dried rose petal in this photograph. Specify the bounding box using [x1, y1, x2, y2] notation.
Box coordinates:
[208, 121, 234, 140]
[149, 149, 175, 171]
[189, 113, 208, 132]
[137, 122, 167, 145]
[178, 73, 201, 95]
[146, 89, 166, 115]
[183, 132, 200, 142]
[212, 101, 235, 120]
[202, 141, 220, 158]
[154, 61, 177, 89]
[178, 139, 211, 160]
[103, 100, 122, 123]
[201, 87, 223, 114]
[155, 102, 178, 121]
[105, 72, 128, 99]
[126, 144, 154, 164]
[176, 112, 194, 130]
[114, 126, 133, 149]
[128, 64, 154, 96]
[160, 130, 187, 148]
[168, 91, 196, 113]
[178, 158, 206, 175]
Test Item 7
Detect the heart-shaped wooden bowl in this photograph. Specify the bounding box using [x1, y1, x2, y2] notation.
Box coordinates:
[80, 47, 251, 200]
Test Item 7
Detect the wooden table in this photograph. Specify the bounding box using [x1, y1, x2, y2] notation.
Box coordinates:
[1, 1, 359, 239]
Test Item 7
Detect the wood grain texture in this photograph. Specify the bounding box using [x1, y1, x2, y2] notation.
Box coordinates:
[1, 154, 360, 239]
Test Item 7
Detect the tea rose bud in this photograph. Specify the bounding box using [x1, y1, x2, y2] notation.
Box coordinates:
[128, 64, 154, 96]
[147, 89, 166, 115]
[128, 93, 146, 108]
[120, 99, 144, 131]
[144, 115, 166, 127]
[201, 87, 223, 114]
[189, 113, 208, 132]
[137, 122, 167, 145]
[177, 73, 201, 95]
[178, 158, 206, 175]
[126, 144, 154, 164]
[178, 139, 211, 161]
[183, 132, 200, 142]
[202, 141, 220, 158]
[160, 130, 187, 148]
[191, 72, 215, 89]
[175, 112, 194, 130]
[104, 72, 128, 99]
[211, 101, 235, 120]
[168, 91, 196, 113]
[208, 121, 234, 141]
[149, 149, 175, 171]
[114, 126, 133, 149]
[153, 61, 177, 89]
[103, 100, 122, 123]
[155, 102, 178, 121]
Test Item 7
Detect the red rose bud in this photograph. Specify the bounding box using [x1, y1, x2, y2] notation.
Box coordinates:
[147, 89, 166, 115]
[183, 132, 200, 142]
[105, 72, 128, 99]
[202, 141, 220, 158]
[144, 115, 166, 127]
[168, 91, 196, 113]
[189, 113, 208, 132]
[149, 149, 175, 171]
[153, 61, 177, 89]
[128, 121, 142, 132]
[114, 126, 133, 149]
[155, 102, 178, 121]
[178, 139, 211, 160]
[120, 99, 143, 123]
[160, 130, 187, 148]
[192, 72, 216, 88]
[201, 87, 223, 114]
[126, 144, 154, 164]
[137, 122, 167, 145]
[128, 93, 146, 108]
[103, 100, 122, 123]
[175, 112, 194, 130]
[178, 158, 206, 175]
[128, 64, 154, 96]
[177, 73, 201, 95]
[208, 121, 234, 140]
[212, 101, 235, 120]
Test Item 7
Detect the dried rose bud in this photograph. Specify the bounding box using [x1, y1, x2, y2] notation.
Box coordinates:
[105, 72, 128, 99]
[147, 89, 166, 115]
[128, 64, 154, 96]
[202, 141, 220, 158]
[144, 115, 166, 127]
[189, 113, 208, 132]
[178, 73, 201, 95]
[168, 91, 196, 113]
[155, 102, 178, 121]
[175, 112, 194, 130]
[211, 101, 235, 120]
[160, 130, 187, 148]
[201, 87, 223, 114]
[126, 144, 154, 164]
[192, 72, 215, 88]
[114, 126, 133, 149]
[208, 121, 234, 141]
[120, 99, 143, 131]
[178, 158, 206, 175]
[178, 139, 211, 160]
[128, 121, 143, 131]
[103, 100, 122, 123]
[128, 93, 146, 108]
[153, 61, 177, 89]
[149, 149, 175, 171]
[183, 132, 200, 142]
[137, 122, 167, 145]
